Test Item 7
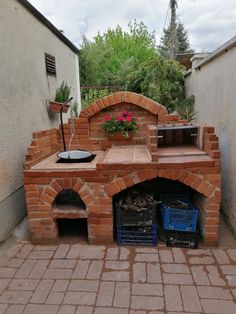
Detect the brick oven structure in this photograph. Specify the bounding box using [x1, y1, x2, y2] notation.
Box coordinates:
[24, 92, 221, 246]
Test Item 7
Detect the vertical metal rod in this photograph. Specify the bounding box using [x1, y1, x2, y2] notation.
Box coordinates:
[60, 106, 66, 151]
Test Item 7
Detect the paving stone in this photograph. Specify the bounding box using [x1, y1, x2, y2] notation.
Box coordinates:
[8, 258, 24, 268]
[46, 291, 64, 304]
[129, 311, 146, 314]
[186, 249, 212, 256]
[106, 248, 119, 260]
[87, 261, 103, 279]
[68, 280, 99, 292]
[72, 260, 90, 279]
[191, 266, 210, 285]
[113, 282, 130, 308]
[54, 244, 70, 259]
[132, 283, 163, 296]
[28, 260, 49, 279]
[63, 291, 96, 305]
[102, 271, 129, 281]
[57, 305, 76, 314]
[75, 306, 94, 314]
[96, 281, 115, 306]
[119, 247, 130, 260]
[0, 290, 32, 304]
[5, 304, 25, 314]
[180, 285, 202, 312]
[162, 263, 190, 273]
[147, 263, 162, 283]
[30, 279, 54, 303]
[212, 249, 230, 264]
[8, 279, 39, 291]
[49, 259, 77, 269]
[33, 245, 57, 251]
[164, 285, 183, 312]
[227, 249, 236, 262]
[133, 263, 146, 283]
[80, 246, 105, 260]
[201, 299, 236, 314]
[225, 276, 236, 287]
[5, 244, 23, 258]
[105, 261, 129, 270]
[0, 279, 11, 294]
[43, 268, 73, 279]
[0, 267, 17, 278]
[28, 250, 54, 260]
[23, 304, 59, 314]
[231, 288, 236, 299]
[131, 296, 164, 310]
[189, 256, 215, 264]
[163, 273, 193, 285]
[221, 265, 236, 275]
[136, 248, 158, 253]
[94, 308, 128, 314]
[15, 260, 37, 279]
[197, 286, 233, 300]
[206, 265, 227, 286]
[0, 304, 8, 313]
[172, 248, 186, 263]
[16, 245, 34, 259]
[0, 258, 9, 267]
[52, 280, 69, 292]
[159, 250, 173, 263]
[66, 244, 82, 259]
[135, 253, 159, 263]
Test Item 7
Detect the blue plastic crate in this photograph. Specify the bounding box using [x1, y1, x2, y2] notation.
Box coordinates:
[161, 194, 198, 232]
[117, 224, 157, 246]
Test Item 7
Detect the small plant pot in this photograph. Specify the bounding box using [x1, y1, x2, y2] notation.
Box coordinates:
[49, 101, 70, 113]
[107, 131, 133, 141]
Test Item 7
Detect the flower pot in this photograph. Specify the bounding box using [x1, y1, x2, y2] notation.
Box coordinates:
[49, 101, 70, 113]
[107, 131, 133, 141]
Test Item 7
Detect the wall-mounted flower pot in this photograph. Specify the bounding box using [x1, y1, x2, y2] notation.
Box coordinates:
[107, 131, 133, 141]
[49, 101, 70, 113]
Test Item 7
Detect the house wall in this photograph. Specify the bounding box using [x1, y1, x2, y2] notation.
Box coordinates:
[185, 41, 236, 234]
[0, 0, 80, 240]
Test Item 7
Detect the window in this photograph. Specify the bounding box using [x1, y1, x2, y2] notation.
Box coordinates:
[45, 53, 56, 76]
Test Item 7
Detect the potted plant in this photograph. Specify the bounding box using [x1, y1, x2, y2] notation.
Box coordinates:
[102, 111, 139, 139]
[49, 81, 72, 113]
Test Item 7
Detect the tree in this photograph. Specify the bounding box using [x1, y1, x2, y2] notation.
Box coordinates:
[79, 20, 192, 112]
[159, 21, 193, 58]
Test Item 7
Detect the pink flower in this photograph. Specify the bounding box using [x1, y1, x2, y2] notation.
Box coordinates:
[105, 115, 111, 121]
[125, 116, 132, 122]
[117, 115, 124, 122]
[123, 111, 129, 116]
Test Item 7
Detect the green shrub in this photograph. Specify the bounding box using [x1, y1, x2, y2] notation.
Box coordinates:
[55, 81, 71, 102]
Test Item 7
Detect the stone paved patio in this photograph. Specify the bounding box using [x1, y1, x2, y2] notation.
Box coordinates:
[0, 243, 236, 313]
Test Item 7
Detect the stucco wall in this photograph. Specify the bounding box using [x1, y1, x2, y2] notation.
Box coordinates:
[0, 0, 80, 239]
[185, 44, 236, 234]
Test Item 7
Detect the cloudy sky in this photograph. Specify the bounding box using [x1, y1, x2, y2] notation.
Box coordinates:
[28, 0, 236, 52]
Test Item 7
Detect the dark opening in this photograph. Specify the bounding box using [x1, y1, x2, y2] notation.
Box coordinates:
[53, 189, 86, 210]
[157, 127, 198, 147]
[113, 178, 203, 247]
[57, 218, 88, 243]
[45, 53, 56, 76]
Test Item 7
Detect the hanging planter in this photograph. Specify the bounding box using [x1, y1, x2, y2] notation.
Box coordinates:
[49, 101, 70, 113]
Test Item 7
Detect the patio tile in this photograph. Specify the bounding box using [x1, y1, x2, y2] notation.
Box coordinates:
[5, 304, 25, 314]
[23, 304, 59, 313]
[96, 281, 115, 306]
[164, 285, 183, 312]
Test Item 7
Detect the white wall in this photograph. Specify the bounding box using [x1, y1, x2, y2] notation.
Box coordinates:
[0, 0, 80, 239]
[185, 42, 236, 234]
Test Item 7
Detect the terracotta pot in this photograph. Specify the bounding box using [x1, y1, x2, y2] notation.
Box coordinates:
[49, 101, 70, 113]
[107, 131, 133, 140]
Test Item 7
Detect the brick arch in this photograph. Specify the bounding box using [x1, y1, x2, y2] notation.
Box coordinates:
[79, 91, 168, 119]
[40, 178, 94, 207]
[104, 169, 218, 199]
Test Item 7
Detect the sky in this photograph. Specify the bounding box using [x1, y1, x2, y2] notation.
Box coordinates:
[28, 0, 236, 52]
